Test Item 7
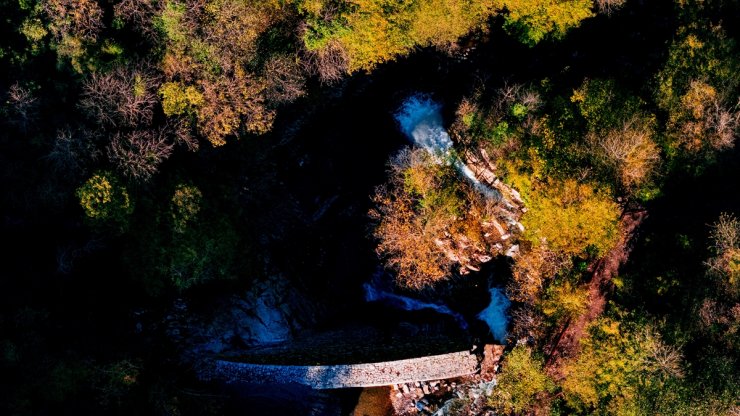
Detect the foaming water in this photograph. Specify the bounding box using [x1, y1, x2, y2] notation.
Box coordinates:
[363, 281, 469, 330]
[394, 94, 500, 199]
[477, 287, 511, 343]
[392, 95, 512, 341]
[395, 95, 454, 156]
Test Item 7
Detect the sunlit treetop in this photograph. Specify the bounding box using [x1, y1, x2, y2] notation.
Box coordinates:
[301, 0, 596, 72]
[76, 172, 134, 231]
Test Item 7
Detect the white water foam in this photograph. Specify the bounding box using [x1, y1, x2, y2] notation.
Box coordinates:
[394, 94, 500, 199]
[395, 95, 454, 156]
[477, 287, 511, 343]
[393, 95, 512, 341]
[363, 282, 469, 330]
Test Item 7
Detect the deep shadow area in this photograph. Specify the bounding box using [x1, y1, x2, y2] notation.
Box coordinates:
[231, 0, 680, 319]
[620, 146, 740, 323]
[222, 305, 470, 365]
[0, 0, 696, 413]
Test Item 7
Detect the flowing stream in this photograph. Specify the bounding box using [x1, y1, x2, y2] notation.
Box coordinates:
[363, 279, 469, 330]
[368, 95, 514, 342]
[477, 287, 511, 343]
[394, 94, 501, 200]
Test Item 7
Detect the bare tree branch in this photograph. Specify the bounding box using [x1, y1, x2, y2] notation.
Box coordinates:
[108, 129, 174, 181]
[79, 65, 160, 129]
[5, 83, 39, 133]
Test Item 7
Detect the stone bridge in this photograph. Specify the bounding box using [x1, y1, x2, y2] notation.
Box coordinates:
[205, 350, 480, 389]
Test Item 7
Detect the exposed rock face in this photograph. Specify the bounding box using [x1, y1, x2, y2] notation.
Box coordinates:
[384, 347, 505, 416]
[463, 147, 526, 224]
[166, 274, 322, 359]
[432, 147, 526, 275]
[479, 344, 505, 380]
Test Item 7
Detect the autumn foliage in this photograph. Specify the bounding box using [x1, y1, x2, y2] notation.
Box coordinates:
[656, 24, 740, 159]
[76, 172, 134, 231]
[519, 176, 620, 257]
[370, 147, 508, 288]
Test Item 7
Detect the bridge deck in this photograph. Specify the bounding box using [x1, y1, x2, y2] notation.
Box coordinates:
[208, 351, 479, 389]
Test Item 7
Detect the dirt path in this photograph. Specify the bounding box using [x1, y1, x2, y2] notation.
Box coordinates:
[545, 209, 647, 378]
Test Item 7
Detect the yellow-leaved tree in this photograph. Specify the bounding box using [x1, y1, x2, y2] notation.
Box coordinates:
[370, 147, 508, 288]
[488, 345, 554, 414]
[301, 0, 595, 73]
[562, 318, 685, 414]
[76, 172, 134, 231]
[498, 0, 594, 46]
[518, 176, 620, 257]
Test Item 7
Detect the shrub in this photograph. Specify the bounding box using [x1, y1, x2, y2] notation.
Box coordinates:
[541, 279, 589, 321]
[170, 184, 203, 234]
[519, 176, 620, 257]
[76, 172, 133, 231]
[489, 345, 553, 414]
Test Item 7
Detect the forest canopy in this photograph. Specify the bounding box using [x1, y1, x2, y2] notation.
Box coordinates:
[1, 0, 739, 414]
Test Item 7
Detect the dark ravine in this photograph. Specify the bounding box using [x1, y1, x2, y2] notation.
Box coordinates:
[123, 1, 692, 411]
[167, 0, 676, 381]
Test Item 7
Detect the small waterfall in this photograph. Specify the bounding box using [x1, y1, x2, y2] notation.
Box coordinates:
[363, 280, 468, 330]
[394, 94, 501, 200]
[395, 95, 454, 156]
[392, 95, 513, 342]
[477, 287, 511, 343]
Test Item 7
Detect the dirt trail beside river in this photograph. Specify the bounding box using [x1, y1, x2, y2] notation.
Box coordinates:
[545, 209, 648, 378]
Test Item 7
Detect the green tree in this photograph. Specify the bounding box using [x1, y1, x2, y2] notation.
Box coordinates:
[500, 0, 594, 46]
[518, 176, 620, 257]
[570, 79, 645, 133]
[302, 0, 495, 72]
[541, 279, 589, 321]
[302, 0, 596, 73]
[125, 184, 240, 294]
[76, 172, 134, 231]
[561, 318, 685, 414]
[656, 23, 740, 159]
[489, 345, 553, 414]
